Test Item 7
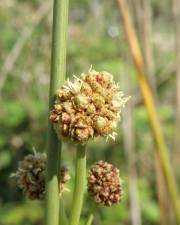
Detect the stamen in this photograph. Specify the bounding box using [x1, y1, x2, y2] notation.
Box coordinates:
[63, 85, 70, 90]
[73, 74, 83, 84]
[107, 132, 117, 141]
[88, 64, 93, 72]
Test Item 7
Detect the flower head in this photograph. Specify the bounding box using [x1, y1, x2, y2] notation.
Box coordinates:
[12, 153, 46, 200]
[50, 68, 129, 144]
[12, 153, 70, 200]
[87, 160, 123, 206]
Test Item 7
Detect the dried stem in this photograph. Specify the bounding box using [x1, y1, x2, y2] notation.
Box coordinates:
[117, 0, 180, 223]
[135, 0, 169, 223]
[121, 61, 142, 225]
[172, 0, 180, 178]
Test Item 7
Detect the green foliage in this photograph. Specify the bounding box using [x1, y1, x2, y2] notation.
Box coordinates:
[3, 101, 27, 128]
[0, 201, 43, 225]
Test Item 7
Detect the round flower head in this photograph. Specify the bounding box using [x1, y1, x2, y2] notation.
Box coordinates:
[50, 68, 129, 144]
[12, 153, 70, 200]
[87, 160, 123, 206]
[12, 153, 46, 200]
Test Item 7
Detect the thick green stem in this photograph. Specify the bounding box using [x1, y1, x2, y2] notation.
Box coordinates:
[69, 145, 87, 225]
[45, 0, 69, 225]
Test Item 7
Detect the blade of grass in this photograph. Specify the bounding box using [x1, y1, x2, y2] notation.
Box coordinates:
[69, 145, 87, 225]
[45, 1, 69, 225]
[117, 0, 180, 224]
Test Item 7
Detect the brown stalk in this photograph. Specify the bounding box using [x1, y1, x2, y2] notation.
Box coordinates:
[117, 0, 180, 223]
[122, 60, 142, 225]
[172, 0, 180, 179]
[136, 0, 169, 224]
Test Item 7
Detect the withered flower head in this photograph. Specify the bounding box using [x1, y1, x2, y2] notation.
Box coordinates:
[87, 160, 123, 206]
[50, 68, 129, 144]
[12, 153, 46, 200]
[12, 153, 70, 200]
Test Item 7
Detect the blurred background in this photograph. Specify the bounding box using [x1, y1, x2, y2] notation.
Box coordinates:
[0, 0, 179, 225]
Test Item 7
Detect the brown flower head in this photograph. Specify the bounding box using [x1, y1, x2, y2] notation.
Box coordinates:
[50, 68, 129, 144]
[12, 153, 70, 200]
[87, 160, 123, 206]
[12, 153, 46, 200]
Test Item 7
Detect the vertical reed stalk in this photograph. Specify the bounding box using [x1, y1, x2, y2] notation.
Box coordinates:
[121, 61, 142, 225]
[45, 1, 69, 225]
[117, 0, 180, 223]
[69, 145, 87, 225]
[137, 1, 169, 223]
[173, 0, 180, 177]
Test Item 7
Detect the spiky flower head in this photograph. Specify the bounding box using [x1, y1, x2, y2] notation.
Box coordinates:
[12, 153, 46, 200]
[12, 153, 70, 200]
[50, 68, 129, 144]
[87, 160, 123, 206]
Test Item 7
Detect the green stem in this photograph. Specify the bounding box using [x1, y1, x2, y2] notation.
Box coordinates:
[84, 214, 94, 225]
[69, 145, 87, 225]
[45, 0, 69, 225]
[59, 199, 68, 225]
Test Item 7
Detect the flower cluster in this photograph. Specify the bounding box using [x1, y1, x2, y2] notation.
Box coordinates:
[87, 160, 123, 206]
[12, 153, 46, 200]
[50, 68, 129, 144]
[12, 153, 70, 200]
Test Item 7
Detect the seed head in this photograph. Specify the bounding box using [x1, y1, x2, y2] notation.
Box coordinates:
[87, 160, 123, 206]
[50, 68, 129, 144]
[12, 153, 46, 200]
[12, 153, 70, 200]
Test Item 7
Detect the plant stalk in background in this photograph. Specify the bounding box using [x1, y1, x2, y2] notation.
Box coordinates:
[45, 0, 69, 225]
[59, 199, 68, 225]
[117, 0, 180, 224]
[132, 0, 169, 223]
[69, 145, 87, 225]
[85, 214, 94, 225]
[121, 63, 142, 225]
[173, 0, 180, 179]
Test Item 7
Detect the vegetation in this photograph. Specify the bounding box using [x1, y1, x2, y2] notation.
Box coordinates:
[0, 0, 179, 225]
